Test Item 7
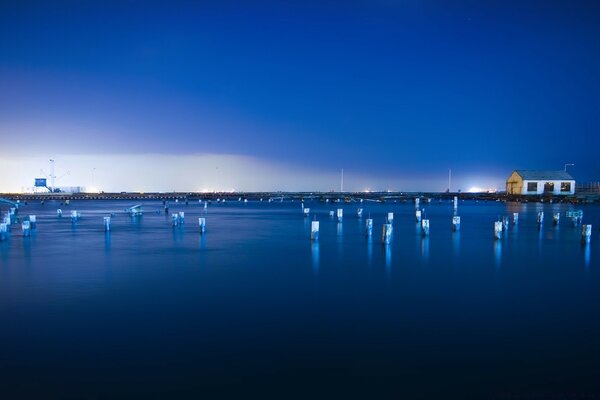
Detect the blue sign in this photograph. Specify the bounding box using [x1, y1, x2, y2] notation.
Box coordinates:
[35, 178, 47, 187]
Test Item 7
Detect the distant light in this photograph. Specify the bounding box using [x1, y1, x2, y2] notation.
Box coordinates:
[468, 186, 497, 193]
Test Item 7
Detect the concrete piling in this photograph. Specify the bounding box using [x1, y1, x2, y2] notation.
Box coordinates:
[416, 210, 422, 223]
[337, 208, 343, 222]
[382, 223, 392, 245]
[179, 212, 185, 224]
[172, 213, 179, 227]
[303, 208, 310, 217]
[22, 221, 31, 237]
[582, 224, 592, 243]
[57, 209, 63, 218]
[421, 219, 430, 236]
[494, 221, 502, 240]
[365, 218, 373, 236]
[387, 212, 394, 224]
[357, 208, 363, 218]
[513, 212, 519, 225]
[71, 211, 80, 223]
[29, 215, 36, 229]
[104, 217, 111, 232]
[452, 216, 460, 232]
[0, 223, 7, 241]
[198, 217, 206, 234]
[453, 196, 458, 210]
[311, 221, 319, 241]
[553, 212, 560, 226]
[329, 211, 334, 218]
[502, 216, 509, 231]
[537, 211, 544, 225]
[415, 197, 420, 209]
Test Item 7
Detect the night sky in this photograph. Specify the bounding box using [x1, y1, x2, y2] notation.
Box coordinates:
[1, 0, 599, 192]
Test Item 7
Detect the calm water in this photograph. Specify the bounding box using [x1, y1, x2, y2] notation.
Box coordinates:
[1, 199, 599, 398]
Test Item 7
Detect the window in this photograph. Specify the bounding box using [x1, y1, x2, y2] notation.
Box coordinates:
[527, 182, 538, 192]
[561, 182, 571, 192]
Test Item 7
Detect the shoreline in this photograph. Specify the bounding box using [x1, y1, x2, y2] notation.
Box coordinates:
[1, 191, 598, 204]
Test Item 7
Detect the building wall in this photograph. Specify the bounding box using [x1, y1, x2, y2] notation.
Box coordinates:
[506, 172, 523, 194]
[520, 180, 575, 195]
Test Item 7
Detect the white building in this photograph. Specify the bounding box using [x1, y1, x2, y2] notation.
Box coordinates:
[506, 170, 575, 195]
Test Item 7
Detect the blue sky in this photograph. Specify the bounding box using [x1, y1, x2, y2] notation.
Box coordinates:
[1, 0, 599, 192]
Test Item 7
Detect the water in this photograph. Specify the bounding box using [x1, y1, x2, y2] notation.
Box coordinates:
[1, 199, 599, 398]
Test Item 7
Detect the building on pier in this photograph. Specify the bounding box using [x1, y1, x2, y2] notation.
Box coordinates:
[506, 170, 575, 195]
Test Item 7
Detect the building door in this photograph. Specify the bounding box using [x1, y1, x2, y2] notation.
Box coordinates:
[544, 182, 554, 194]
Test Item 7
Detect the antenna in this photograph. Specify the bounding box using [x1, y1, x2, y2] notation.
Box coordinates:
[340, 168, 344, 193]
[448, 168, 452, 192]
[49, 159, 56, 192]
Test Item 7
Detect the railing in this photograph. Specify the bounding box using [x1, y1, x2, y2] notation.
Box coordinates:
[576, 182, 600, 194]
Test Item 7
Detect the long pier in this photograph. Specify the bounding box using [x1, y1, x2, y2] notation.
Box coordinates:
[1, 191, 597, 204]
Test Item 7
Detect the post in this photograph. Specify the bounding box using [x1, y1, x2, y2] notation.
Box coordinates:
[553, 212, 560, 226]
[71, 210, 79, 223]
[337, 208, 343, 222]
[311, 221, 319, 241]
[104, 216, 111, 232]
[57, 209, 63, 218]
[357, 208, 363, 218]
[365, 218, 373, 236]
[22, 221, 31, 237]
[452, 216, 460, 232]
[415, 210, 422, 223]
[0, 223, 7, 241]
[179, 211, 185, 224]
[198, 217, 206, 234]
[582, 224, 592, 243]
[502, 216, 509, 231]
[537, 211, 544, 225]
[415, 197, 420, 209]
[421, 219, 430, 236]
[29, 215, 37, 229]
[172, 213, 179, 227]
[494, 221, 502, 240]
[513, 212, 519, 225]
[382, 223, 392, 244]
[204, 201, 208, 210]
[3, 215, 10, 232]
[303, 208, 310, 217]
[387, 212, 394, 224]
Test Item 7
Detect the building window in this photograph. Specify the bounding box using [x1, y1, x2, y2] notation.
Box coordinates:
[561, 182, 571, 192]
[527, 182, 538, 192]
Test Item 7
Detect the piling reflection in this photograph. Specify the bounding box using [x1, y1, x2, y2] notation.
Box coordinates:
[367, 235, 373, 267]
[583, 242, 591, 269]
[311, 242, 320, 273]
[104, 231, 111, 253]
[452, 231, 460, 256]
[494, 240, 502, 267]
[384, 244, 391, 273]
[421, 237, 429, 261]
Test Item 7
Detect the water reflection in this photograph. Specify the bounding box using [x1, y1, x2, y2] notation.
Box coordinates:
[421, 237, 429, 261]
[583, 242, 591, 269]
[198, 235, 206, 251]
[105, 232, 111, 253]
[384, 244, 391, 274]
[336, 222, 343, 238]
[311, 242, 319, 273]
[494, 240, 502, 267]
[452, 232, 460, 256]
[367, 235, 373, 267]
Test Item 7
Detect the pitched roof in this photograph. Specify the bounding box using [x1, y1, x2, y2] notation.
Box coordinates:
[514, 170, 574, 180]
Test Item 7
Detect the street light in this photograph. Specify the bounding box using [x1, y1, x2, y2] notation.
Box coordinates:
[564, 163, 575, 172]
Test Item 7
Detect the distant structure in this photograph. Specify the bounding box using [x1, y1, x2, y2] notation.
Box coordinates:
[506, 170, 575, 195]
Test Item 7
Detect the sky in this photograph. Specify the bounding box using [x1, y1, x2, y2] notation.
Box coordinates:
[1, 0, 599, 192]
